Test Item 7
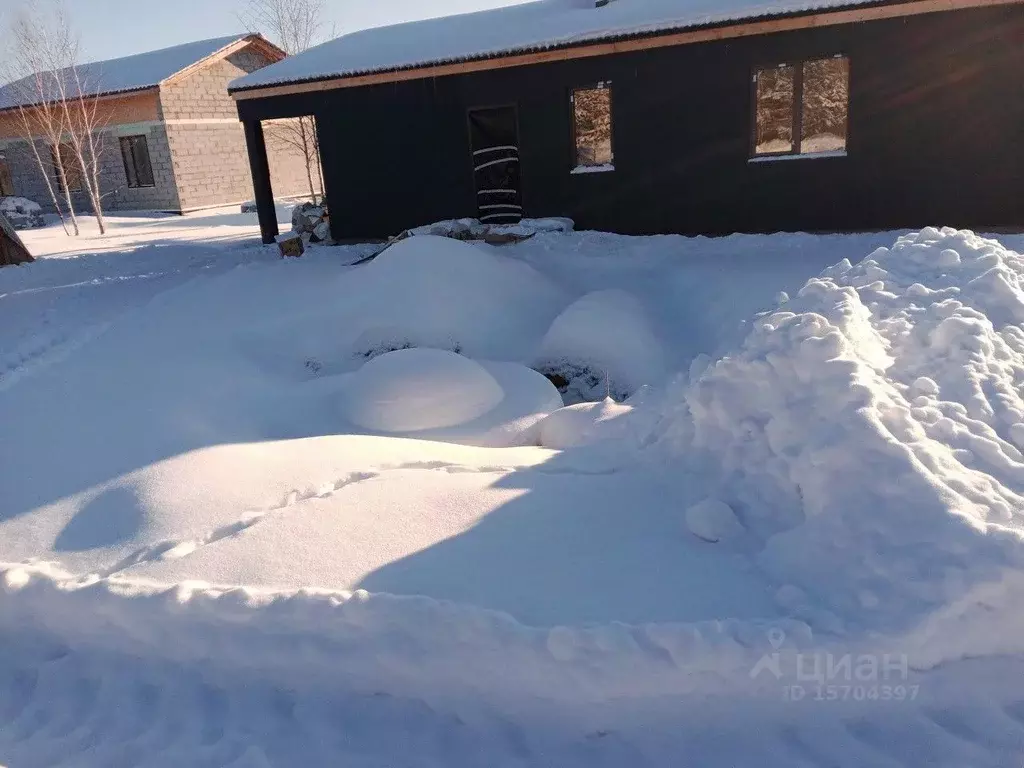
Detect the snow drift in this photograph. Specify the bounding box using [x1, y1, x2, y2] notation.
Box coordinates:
[655, 228, 1024, 629]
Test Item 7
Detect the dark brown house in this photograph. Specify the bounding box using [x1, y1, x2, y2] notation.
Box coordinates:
[229, 0, 1024, 243]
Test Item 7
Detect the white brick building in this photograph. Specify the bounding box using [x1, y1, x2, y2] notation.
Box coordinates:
[0, 35, 320, 214]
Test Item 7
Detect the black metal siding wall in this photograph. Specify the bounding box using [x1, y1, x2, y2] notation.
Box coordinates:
[238, 5, 1023, 240]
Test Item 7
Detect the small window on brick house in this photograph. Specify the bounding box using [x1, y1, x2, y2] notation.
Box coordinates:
[753, 56, 849, 158]
[120, 135, 155, 188]
[571, 83, 614, 172]
[0, 158, 14, 197]
[51, 143, 83, 192]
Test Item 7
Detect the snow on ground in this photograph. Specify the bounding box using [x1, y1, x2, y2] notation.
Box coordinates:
[0, 206, 293, 394]
[3, 209, 1024, 766]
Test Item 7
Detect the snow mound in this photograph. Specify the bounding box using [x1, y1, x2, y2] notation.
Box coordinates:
[342, 348, 504, 432]
[536, 289, 665, 400]
[538, 398, 634, 449]
[658, 228, 1024, 627]
[348, 235, 565, 359]
[685, 498, 744, 544]
[416, 361, 564, 447]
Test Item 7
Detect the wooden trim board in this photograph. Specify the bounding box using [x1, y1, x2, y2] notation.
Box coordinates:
[232, 0, 1021, 101]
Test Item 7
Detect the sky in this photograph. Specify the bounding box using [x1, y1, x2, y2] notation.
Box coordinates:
[1, 0, 532, 66]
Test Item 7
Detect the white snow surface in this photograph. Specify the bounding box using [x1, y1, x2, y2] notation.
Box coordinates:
[0, 34, 249, 110]
[232, 0, 881, 89]
[343, 348, 505, 431]
[6, 210, 1024, 765]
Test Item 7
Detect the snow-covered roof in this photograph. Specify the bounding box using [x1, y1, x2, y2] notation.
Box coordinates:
[230, 0, 886, 92]
[0, 34, 258, 112]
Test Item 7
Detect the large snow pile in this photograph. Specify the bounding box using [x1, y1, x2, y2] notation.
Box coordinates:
[656, 228, 1024, 629]
[536, 289, 665, 401]
[343, 348, 505, 432]
[346, 235, 566, 360]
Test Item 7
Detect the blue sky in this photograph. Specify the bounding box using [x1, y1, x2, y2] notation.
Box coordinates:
[5, 0, 530, 64]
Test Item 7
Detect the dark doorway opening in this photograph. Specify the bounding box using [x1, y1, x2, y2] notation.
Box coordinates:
[467, 106, 523, 224]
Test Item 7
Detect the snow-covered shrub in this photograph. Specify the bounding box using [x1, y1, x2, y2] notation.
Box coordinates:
[534, 289, 665, 402]
[533, 360, 627, 404]
[1, 197, 45, 229]
[343, 235, 565, 360]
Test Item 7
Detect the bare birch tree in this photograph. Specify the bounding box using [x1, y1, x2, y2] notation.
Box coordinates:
[2, 7, 78, 234]
[5, 0, 107, 235]
[51, 38, 108, 234]
[241, 0, 327, 203]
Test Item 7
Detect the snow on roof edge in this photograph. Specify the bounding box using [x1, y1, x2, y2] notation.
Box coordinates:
[228, 0, 895, 93]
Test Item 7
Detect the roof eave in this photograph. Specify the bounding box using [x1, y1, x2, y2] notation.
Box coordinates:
[0, 84, 160, 117]
[229, 0, 1019, 101]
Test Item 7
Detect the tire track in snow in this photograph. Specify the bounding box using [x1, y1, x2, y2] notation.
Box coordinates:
[0, 321, 113, 394]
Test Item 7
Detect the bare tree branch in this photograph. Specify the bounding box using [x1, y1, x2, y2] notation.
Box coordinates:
[2, 1, 80, 234]
[240, 0, 327, 204]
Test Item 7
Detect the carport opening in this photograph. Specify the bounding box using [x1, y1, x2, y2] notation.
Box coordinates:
[262, 115, 324, 205]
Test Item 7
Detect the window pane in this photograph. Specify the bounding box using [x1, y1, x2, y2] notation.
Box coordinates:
[573, 86, 613, 167]
[801, 57, 849, 154]
[754, 65, 795, 155]
[133, 137, 155, 187]
[120, 137, 138, 188]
